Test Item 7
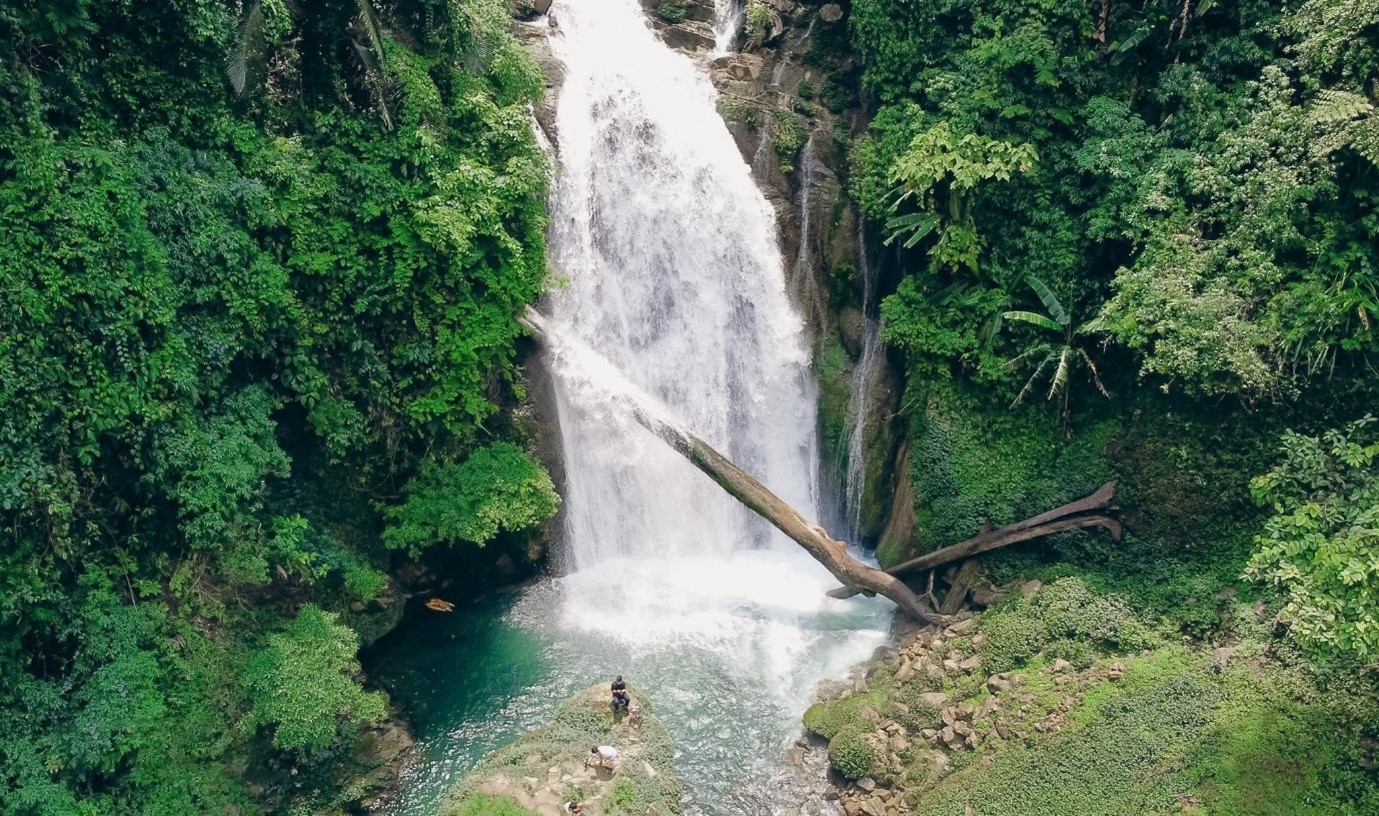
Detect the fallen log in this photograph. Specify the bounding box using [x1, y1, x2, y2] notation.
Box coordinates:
[519, 308, 946, 624]
[827, 482, 1119, 600]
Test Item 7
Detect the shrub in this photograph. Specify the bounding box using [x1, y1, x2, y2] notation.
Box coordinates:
[803, 701, 858, 739]
[656, 1, 690, 23]
[828, 725, 877, 780]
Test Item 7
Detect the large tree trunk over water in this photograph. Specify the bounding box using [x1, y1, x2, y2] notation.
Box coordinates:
[827, 482, 1120, 600]
[519, 309, 946, 624]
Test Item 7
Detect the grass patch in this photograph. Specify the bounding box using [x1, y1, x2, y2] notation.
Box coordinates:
[452, 793, 539, 816]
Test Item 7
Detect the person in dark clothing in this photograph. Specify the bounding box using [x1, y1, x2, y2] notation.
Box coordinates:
[611, 675, 630, 712]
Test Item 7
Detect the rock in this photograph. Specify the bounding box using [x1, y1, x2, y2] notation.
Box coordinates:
[946, 618, 976, 635]
[995, 724, 1011, 740]
[892, 733, 911, 753]
[1211, 645, 1236, 668]
[843, 800, 863, 816]
[818, 3, 843, 22]
[894, 659, 915, 684]
[970, 586, 1007, 606]
[918, 692, 949, 709]
[959, 654, 983, 672]
[952, 720, 973, 737]
[987, 673, 1012, 693]
[892, 701, 910, 715]
[942, 659, 961, 673]
[1051, 658, 1073, 673]
[512, 0, 552, 19]
[861, 798, 885, 816]
[977, 696, 1000, 718]
[856, 777, 877, 792]
[1019, 579, 1044, 598]
[1108, 662, 1126, 680]
[710, 52, 766, 82]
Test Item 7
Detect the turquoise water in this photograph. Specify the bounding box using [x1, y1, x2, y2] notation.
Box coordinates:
[370, 553, 893, 815]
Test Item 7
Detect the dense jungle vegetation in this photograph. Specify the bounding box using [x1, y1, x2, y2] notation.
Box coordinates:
[0, 0, 560, 813]
[3, 0, 1379, 813]
[845, 0, 1379, 659]
[833, 0, 1379, 809]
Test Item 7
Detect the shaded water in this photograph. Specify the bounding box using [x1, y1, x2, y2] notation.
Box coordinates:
[371, 0, 895, 811]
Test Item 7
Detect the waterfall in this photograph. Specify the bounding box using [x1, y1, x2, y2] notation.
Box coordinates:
[842, 222, 886, 539]
[378, 1, 897, 810]
[547, 0, 821, 576]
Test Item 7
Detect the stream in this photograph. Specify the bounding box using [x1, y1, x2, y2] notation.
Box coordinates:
[369, 0, 895, 812]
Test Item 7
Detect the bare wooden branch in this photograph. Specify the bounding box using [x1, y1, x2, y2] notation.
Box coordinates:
[826, 483, 1119, 600]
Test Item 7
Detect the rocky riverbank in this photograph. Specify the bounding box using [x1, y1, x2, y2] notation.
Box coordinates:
[444, 684, 683, 816]
[766, 575, 1379, 816]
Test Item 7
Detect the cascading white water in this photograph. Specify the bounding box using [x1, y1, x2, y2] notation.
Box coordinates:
[374, 4, 892, 814]
[843, 224, 886, 539]
[536, 0, 892, 808]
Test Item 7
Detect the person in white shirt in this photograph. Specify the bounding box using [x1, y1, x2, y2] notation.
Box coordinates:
[589, 744, 619, 771]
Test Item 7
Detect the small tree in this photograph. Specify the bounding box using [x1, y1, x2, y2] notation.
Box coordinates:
[244, 605, 387, 754]
[1002, 277, 1108, 436]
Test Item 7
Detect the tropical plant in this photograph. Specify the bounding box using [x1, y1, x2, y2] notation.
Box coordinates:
[1246, 417, 1379, 662]
[1002, 277, 1108, 435]
[884, 121, 1036, 276]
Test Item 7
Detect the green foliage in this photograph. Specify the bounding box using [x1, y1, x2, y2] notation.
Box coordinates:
[1246, 417, 1379, 661]
[656, 1, 691, 24]
[885, 121, 1036, 274]
[827, 725, 877, 780]
[772, 110, 809, 173]
[384, 442, 560, 556]
[453, 793, 539, 816]
[898, 381, 1115, 558]
[1001, 276, 1109, 435]
[0, 0, 555, 808]
[244, 605, 387, 754]
[744, 2, 773, 44]
[981, 578, 1158, 673]
[915, 646, 1379, 816]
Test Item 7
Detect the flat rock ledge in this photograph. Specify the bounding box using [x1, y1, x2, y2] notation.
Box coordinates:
[443, 684, 683, 816]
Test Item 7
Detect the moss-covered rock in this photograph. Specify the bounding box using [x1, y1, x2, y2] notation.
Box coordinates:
[444, 684, 682, 816]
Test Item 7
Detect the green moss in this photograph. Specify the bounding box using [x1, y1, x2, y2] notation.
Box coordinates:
[772, 110, 809, 173]
[828, 725, 877, 780]
[814, 331, 855, 470]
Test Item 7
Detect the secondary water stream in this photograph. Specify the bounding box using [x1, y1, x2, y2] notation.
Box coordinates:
[371, 1, 894, 812]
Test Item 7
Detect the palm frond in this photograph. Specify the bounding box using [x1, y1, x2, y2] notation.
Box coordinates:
[226, 0, 265, 95]
[884, 212, 941, 249]
[1002, 310, 1063, 332]
[354, 0, 387, 67]
[1047, 346, 1071, 400]
[1110, 24, 1153, 66]
[1025, 276, 1068, 326]
[1005, 343, 1053, 373]
[353, 41, 395, 130]
[1078, 347, 1110, 397]
[1011, 354, 1054, 407]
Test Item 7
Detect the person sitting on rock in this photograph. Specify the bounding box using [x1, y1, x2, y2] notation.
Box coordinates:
[610, 675, 630, 712]
[564, 801, 585, 815]
[588, 744, 619, 771]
